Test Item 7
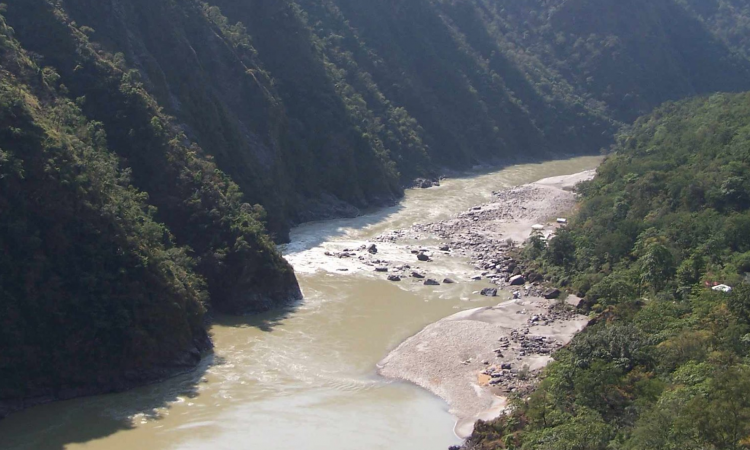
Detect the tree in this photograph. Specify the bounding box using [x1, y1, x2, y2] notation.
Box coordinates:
[639, 242, 675, 294]
[547, 229, 577, 268]
[728, 284, 750, 325]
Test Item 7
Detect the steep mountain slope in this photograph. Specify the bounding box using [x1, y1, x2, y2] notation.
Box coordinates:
[4, 0, 301, 316]
[435, 0, 750, 123]
[2, 0, 750, 419]
[7, 0, 750, 238]
[0, 15, 209, 415]
[678, 0, 750, 59]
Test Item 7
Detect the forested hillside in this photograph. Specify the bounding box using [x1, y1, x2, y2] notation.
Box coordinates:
[465, 92, 750, 449]
[0, 13, 211, 413]
[7, 0, 750, 239]
[2, 0, 750, 419]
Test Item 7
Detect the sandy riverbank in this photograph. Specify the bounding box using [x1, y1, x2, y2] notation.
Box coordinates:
[378, 297, 588, 438]
[375, 170, 595, 438]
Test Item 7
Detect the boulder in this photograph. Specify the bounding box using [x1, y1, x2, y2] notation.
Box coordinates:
[543, 288, 561, 299]
[414, 177, 440, 189]
[411, 271, 426, 279]
[528, 272, 544, 283]
[375, 267, 389, 273]
[509, 275, 525, 286]
[566, 295, 585, 309]
[424, 279, 441, 286]
[439, 244, 450, 252]
[481, 288, 498, 297]
[367, 244, 378, 254]
[387, 275, 401, 282]
[417, 253, 431, 262]
[443, 278, 456, 284]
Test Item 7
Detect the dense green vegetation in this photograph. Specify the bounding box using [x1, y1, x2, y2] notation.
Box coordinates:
[0, 1, 299, 413]
[465, 93, 750, 449]
[3, 0, 300, 316]
[9, 0, 750, 238]
[3, 0, 750, 419]
[0, 14, 209, 408]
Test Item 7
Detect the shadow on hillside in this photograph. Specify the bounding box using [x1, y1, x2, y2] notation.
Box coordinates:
[212, 297, 304, 332]
[0, 299, 306, 449]
[0, 355, 214, 450]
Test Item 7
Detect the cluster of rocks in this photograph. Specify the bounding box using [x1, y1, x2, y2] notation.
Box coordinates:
[524, 307, 572, 327]
[481, 362, 534, 392]
[373, 229, 410, 243]
[329, 181, 586, 306]
[374, 191, 560, 294]
[367, 178, 592, 300]
[411, 177, 442, 189]
[324, 242, 383, 260]
[519, 335, 561, 356]
[477, 329, 564, 392]
[323, 242, 460, 286]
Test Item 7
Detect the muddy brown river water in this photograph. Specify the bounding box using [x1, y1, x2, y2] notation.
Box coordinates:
[0, 156, 601, 450]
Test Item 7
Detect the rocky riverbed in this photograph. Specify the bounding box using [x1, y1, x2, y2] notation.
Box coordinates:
[301, 169, 593, 286]
[283, 169, 595, 438]
[368, 170, 595, 438]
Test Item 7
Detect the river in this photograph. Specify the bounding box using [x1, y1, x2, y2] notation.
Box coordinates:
[0, 156, 601, 450]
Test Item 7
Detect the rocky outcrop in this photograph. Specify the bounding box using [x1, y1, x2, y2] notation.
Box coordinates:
[412, 177, 441, 189]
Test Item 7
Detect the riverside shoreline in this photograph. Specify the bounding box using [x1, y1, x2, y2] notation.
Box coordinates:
[376, 170, 595, 438]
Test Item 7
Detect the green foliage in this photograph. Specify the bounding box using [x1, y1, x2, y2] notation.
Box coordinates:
[0, 18, 207, 401]
[3, 0, 750, 422]
[3, 0, 300, 316]
[468, 93, 750, 449]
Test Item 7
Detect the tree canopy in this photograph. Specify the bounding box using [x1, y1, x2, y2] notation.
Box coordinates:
[466, 92, 750, 450]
